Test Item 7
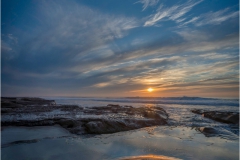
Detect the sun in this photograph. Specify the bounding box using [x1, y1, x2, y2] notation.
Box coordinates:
[147, 87, 153, 92]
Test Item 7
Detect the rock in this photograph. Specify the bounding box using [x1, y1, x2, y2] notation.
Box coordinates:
[225, 114, 239, 124]
[107, 104, 120, 107]
[84, 120, 124, 134]
[192, 109, 239, 124]
[2, 139, 39, 148]
[195, 127, 239, 140]
[1, 97, 55, 109]
[57, 119, 77, 128]
[197, 127, 218, 135]
[1, 97, 169, 135]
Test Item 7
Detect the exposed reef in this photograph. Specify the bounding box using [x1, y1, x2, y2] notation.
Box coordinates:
[1, 97, 168, 135]
[192, 109, 239, 124]
[195, 127, 239, 140]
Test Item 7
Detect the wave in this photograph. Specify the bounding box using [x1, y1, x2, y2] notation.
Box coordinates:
[50, 96, 239, 107]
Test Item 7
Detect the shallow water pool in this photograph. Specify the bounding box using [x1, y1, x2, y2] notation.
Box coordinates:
[1, 125, 239, 160]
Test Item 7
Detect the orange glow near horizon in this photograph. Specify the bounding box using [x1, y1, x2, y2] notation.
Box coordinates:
[147, 87, 153, 92]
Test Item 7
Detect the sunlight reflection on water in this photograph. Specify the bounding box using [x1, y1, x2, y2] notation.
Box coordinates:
[2, 97, 238, 160]
[1, 125, 239, 160]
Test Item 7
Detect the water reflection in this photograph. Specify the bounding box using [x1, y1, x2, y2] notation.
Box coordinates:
[3, 97, 237, 160]
[1, 126, 239, 160]
[117, 154, 182, 160]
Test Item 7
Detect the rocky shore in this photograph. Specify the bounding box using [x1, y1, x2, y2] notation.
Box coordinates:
[192, 109, 239, 124]
[2, 97, 239, 138]
[1, 97, 168, 134]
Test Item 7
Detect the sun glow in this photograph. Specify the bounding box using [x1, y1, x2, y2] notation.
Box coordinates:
[147, 88, 153, 92]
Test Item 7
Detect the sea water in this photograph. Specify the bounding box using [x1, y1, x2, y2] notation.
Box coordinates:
[1, 97, 239, 160]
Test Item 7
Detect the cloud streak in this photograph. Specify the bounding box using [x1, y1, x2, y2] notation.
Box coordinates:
[1, 0, 239, 98]
[178, 7, 238, 27]
[194, 8, 238, 26]
[2, 0, 139, 73]
[136, 0, 159, 11]
[144, 0, 203, 26]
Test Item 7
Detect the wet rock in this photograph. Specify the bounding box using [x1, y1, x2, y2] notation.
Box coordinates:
[2, 97, 55, 106]
[107, 104, 120, 107]
[195, 127, 239, 140]
[226, 114, 239, 124]
[1, 97, 82, 114]
[2, 139, 39, 148]
[57, 119, 77, 128]
[84, 120, 127, 134]
[1, 98, 168, 135]
[192, 109, 239, 124]
[197, 127, 218, 135]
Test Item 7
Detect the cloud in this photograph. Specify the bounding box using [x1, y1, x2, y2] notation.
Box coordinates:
[2, 0, 139, 74]
[1, 34, 19, 60]
[1, 42, 12, 52]
[67, 29, 238, 84]
[195, 8, 238, 26]
[2, 0, 238, 97]
[7, 34, 18, 44]
[136, 0, 159, 11]
[92, 82, 111, 88]
[37, 1, 139, 42]
[134, 33, 237, 62]
[180, 17, 199, 26]
[179, 8, 238, 27]
[90, 53, 239, 90]
[144, 2, 238, 28]
[144, 0, 203, 26]
[197, 52, 236, 60]
[176, 29, 209, 41]
[168, 1, 203, 21]
[62, 56, 178, 90]
[129, 56, 239, 94]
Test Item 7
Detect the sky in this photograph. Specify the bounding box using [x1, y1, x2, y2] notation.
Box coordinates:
[1, 0, 239, 98]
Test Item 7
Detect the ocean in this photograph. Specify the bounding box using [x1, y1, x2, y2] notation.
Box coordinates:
[1, 97, 239, 160]
[51, 96, 239, 134]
